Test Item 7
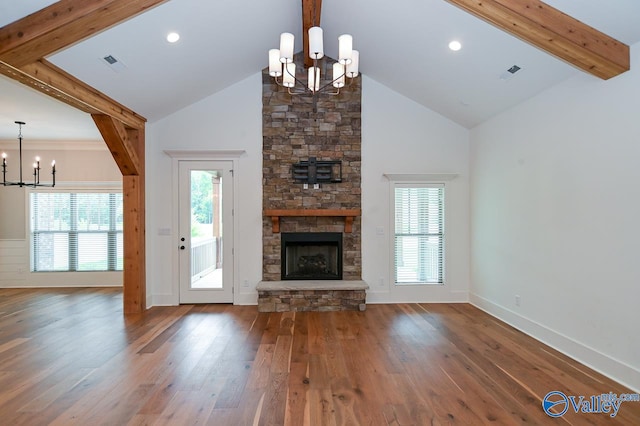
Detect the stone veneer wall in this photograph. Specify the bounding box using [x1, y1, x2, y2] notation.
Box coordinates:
[262, 56, 362, 281]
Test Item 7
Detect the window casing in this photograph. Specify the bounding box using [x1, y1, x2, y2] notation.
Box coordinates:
[394, 183, 444, 285]
[30, 191, 123, 272]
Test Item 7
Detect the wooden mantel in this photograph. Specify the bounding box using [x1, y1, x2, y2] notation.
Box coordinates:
[264, 209, 361, 233]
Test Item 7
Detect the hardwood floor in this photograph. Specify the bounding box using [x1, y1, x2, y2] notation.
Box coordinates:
[0, 288, 638, 425]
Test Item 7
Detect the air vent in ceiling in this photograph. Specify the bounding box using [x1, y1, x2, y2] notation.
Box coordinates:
[101, 54, 127, 73]
[499, 64, 522, 81]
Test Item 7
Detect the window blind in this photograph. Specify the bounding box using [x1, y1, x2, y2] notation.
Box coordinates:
[30, 192, 123, 272]
[394, 185, 444, 284]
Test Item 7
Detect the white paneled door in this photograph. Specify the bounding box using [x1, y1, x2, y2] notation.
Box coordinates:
[178, 161, 233, 303]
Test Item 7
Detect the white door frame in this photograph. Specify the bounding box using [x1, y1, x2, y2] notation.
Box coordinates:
[165, 150, 244, 305]
[178, 160, 233, 303]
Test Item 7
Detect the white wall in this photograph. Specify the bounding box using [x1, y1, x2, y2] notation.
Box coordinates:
[146, 73, 263, 307]
[146, 73, 471, 306]
[470, 43, 640, 391]
[362, 76, 470, 303]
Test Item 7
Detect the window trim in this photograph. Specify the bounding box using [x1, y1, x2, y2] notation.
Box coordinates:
[389, 180, 447, 287]
[28, 184, 123, 273]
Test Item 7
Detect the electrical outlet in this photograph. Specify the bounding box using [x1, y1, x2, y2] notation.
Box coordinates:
[243, 279, 249, 288]
[379, 277, 384, 286]
[515, 295, 521, 307]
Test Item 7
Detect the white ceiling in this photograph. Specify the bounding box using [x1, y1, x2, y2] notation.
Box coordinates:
[1, 0, 640, 141]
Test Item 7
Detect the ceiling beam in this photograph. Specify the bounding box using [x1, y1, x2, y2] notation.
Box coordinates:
[0, 0, 169, 68]
[0, 59, 146, 129]
[0, 0, 160, 128]
[445, 0, 629, 80]
[302, 0, 322, 68]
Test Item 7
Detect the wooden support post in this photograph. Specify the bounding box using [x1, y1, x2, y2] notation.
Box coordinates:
[121, 127, 146, 314]
[93, 114, 146, 313]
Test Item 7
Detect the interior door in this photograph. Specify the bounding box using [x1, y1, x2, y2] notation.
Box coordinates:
[178, 160, 233, 303]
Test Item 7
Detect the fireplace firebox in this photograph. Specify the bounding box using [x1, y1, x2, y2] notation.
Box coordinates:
[281, 232, 342, 280]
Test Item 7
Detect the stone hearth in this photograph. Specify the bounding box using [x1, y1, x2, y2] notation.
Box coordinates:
[257, 280, 369, 312]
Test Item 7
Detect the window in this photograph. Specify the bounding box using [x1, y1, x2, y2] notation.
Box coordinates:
[394, 184, 444, 285]
[30, 191, 123, 272]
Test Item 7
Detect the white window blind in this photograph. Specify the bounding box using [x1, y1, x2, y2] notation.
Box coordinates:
[30, 192, 123, 272]
[394, 184, 444, 285]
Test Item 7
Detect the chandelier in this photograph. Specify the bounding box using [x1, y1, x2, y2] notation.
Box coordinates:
[268, 27, 359, 95]
[2, 121, 56, 188]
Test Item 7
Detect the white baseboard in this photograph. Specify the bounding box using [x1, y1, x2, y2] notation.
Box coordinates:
[234, 291, 258, 305]
[148, 291, 257, 307]
[0, 284, 122, 288]
[470, 293, 640, 393]
[150, 294, 177, 307]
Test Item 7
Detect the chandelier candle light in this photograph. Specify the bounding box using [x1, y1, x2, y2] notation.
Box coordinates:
[269, 27, 359, 95]
[2, 121, 56, 187]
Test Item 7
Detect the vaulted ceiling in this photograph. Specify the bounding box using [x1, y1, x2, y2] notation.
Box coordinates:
[1, 0, 640, 140]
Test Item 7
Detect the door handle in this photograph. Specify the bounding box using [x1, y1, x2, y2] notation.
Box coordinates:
[180, 245, 185, 250]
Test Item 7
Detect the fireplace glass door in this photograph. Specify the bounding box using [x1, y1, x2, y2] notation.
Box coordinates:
[281, 232, 342, 280]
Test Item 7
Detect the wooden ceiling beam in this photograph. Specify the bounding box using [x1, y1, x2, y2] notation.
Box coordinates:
[0, 59, 146, 129]
[0, 0, 169, 68]
[302, 0, 322, 68]
[445, 0, 629, 80]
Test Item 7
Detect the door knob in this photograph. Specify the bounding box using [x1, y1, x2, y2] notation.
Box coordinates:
[180, 245, 185, 250]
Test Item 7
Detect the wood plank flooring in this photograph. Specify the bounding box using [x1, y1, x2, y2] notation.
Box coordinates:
[0, 288, 638, 425]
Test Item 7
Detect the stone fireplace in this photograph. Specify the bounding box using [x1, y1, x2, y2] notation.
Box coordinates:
[258, 55, 368, 312]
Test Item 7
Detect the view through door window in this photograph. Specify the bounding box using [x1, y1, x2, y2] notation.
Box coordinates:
[190, 170, 223, 289]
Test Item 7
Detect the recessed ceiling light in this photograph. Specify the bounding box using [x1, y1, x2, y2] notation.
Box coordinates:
[448, 40, 462, 51]
[167, 32, 180, 43]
